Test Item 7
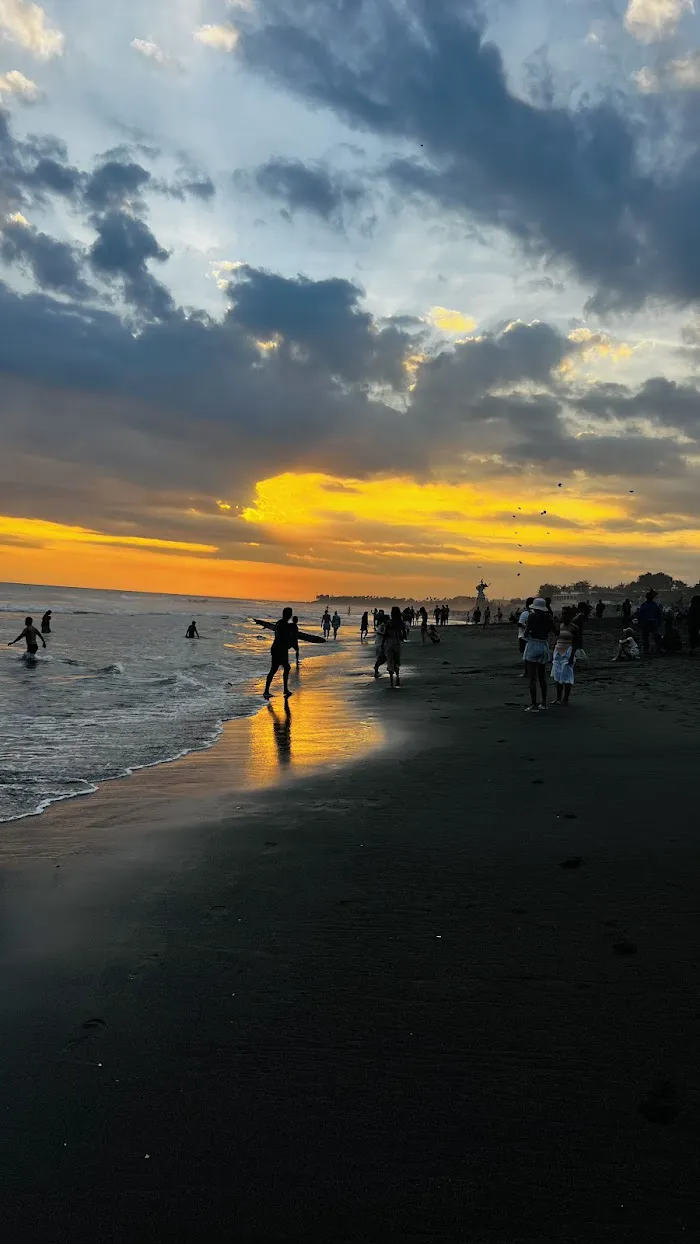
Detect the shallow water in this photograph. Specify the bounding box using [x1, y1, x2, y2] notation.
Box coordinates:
[0, 584, 341, 822]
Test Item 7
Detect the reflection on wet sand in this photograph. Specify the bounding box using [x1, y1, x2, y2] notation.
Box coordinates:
[241, 673, 380, 787]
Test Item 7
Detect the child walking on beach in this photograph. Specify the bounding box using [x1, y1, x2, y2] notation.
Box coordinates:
[551, 607, 578, 705]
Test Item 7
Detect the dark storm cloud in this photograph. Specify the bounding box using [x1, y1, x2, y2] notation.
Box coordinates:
[85, 160, 152, 211]
[578, 376, 700, 435]
[227, 264, 412, 386]
[89, 212, 174, 319]
[249, 156, 364, 222]
[240, 0, 700, 310]
[0, 220, 91, 298]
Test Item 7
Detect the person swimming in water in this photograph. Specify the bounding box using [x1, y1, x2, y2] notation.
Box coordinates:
[185, 620, 199, 638]
[264, 607, 295, 700]
[9, 617, 47, 657]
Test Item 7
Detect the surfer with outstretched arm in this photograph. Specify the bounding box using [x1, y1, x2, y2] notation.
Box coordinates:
[9, 617, 47, 657]
[264, 607, 295, 700]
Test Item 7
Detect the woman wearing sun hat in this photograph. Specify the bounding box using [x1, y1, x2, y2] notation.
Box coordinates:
[523, 597, 557, 711]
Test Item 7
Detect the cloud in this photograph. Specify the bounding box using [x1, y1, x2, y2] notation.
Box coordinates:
[89, 211, 174, 319]
[634, 51, 700, 92]
[624, 0, 693, 43]
[249, 156, 364, 221]
[427, 306, 477, 334]
[130, 38, 184, 74]
[0, 69, 41, 103]
[0, 217, 90, 296]
[238, 0, 700, 311]
[0, 0, 64, 60]
[85, 160, 152, 211]
[194, 24, 239, 52]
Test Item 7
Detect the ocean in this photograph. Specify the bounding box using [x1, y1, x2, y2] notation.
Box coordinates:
[0, 584, 340, 824]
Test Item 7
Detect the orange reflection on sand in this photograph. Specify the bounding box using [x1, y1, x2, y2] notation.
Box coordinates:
[239, 686, 380, 788]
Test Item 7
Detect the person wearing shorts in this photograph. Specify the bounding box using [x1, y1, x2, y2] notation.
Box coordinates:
[523, 598, 556, 711]
[264, 607, 295, 699]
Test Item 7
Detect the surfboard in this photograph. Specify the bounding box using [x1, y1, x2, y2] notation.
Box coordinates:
[253, 619, 326, 645]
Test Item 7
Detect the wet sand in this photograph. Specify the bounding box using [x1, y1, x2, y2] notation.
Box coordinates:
[2, 623, 700, 1242]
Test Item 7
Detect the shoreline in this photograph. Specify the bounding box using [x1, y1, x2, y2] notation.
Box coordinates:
[3, 625, 700, 1240]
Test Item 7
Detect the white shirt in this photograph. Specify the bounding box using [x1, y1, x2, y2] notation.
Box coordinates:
[518, 609, 530, 640]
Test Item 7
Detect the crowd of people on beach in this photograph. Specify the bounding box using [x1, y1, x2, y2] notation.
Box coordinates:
[260, 588, 700, 703]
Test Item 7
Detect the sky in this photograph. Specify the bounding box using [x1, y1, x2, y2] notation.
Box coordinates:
[2, 0, 700, 599]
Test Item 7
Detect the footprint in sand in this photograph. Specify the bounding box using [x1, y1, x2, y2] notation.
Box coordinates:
[560, 855, 585, 869]
[128, 952, 162, 982]
[639, 1080, 678, 1124]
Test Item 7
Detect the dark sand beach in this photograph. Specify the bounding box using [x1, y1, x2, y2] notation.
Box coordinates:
[2, 623, 700, 1242]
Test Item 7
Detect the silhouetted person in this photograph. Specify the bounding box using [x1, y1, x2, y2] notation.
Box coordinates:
[331, 610, 342, 639]
[185, 620, 199, 638]
[595, 599, 606, 620]
[483, 606, 491, 626]
[523, 598, 557, 711]
[473, 606, 482, 625]
[41, 610, 52, 634]
[419, 606, 428, 643]
[545, 597, 554, 617]
[360, 611, 369, 641]
[496, 607, 503, 624]
[688, 596, 700, 656]
[637, 591, 662, 654]
[264, 607, 295, 699]
[621, 598, 632, 623]
[662, 614, 682, 654]
[291, 615, 300, 667]
[321, 610, 332, 638]
[9, 616, 46, 657]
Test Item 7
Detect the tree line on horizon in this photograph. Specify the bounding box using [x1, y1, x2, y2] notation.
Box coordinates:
[537, 572, 698, 598]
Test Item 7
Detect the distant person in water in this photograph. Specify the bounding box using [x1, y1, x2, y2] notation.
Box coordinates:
[9, 616, 46, 657]
[291, 615, 300, 667]
[41, 610, 52, 634]
[331, 610, 342, 639]
[321, 609, 332, 638]
[264, 607, 295, 700]
[360, 611, 369, 641]
[185, 620, 199, 638]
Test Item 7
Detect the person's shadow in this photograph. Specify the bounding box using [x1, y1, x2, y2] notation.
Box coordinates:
[268, 702, 292, 768]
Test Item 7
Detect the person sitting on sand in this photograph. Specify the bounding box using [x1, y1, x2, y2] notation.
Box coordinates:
[427, 624, 441, 645]
[614, 628, 640, 661]
[360, 611, 369, 641]
[551, 606, 578, 705]
[185, 620, 199, 638]
[523, 598, 557, 712]
[264, 607, 295, 700]
[9, 616, 46, 657]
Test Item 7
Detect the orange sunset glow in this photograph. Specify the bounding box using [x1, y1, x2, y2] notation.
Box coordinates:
[3, 470, 699, 599]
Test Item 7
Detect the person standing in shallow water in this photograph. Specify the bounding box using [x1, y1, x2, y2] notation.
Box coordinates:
[264, 607, 295, 700]
[360, 611, 369, 641]
[383, 606, 406, 688]
[41, 610, 52, 634]
[331, 610, 342, 639]
[321, 609, 332, 639]
[9, 616, 46, 657]
[523, 598, 557, 711]
[185, 620, 199, 638]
